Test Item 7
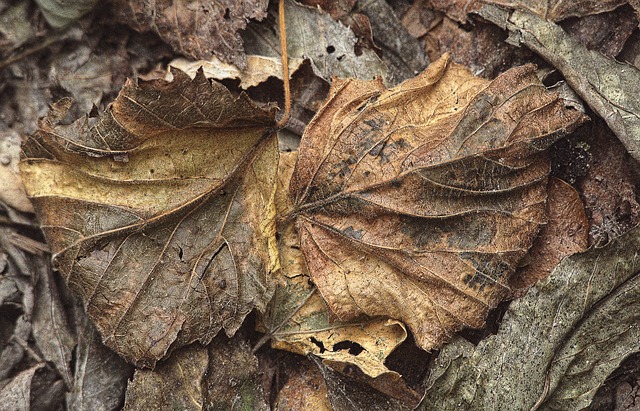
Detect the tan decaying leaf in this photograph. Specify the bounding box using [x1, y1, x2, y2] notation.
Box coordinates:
[289, 53, 586, 352]
[168, 55, 304, 89]
[260, 152, 409, 383]
[20, 70, 279, 368]
[112, 0, 268, 68]
[421, 223, 640, 410]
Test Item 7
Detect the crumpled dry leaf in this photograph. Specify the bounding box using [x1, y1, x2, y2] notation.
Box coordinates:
[427, 0, 626, 24]
[313, 357, 409, 411]
[112, 0, 268, 68]
[31, 257, 75, 387]
[420, 222, 640, 410]
[20, 70, 279, 368]
[260, 151, 417, 405]
[243, 0, 387, 82]
[560, 4, 637, 58]
[478, 5, 640, 164]
[289, 53, 586, 353]
[168, 55, 304, 89]
[0, 362, 66, 410]
[509, 177, 589, 297]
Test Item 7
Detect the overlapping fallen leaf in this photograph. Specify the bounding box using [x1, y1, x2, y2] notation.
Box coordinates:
[478, 4, 640, 164]
[20, 69, 279, 368]
[259, 151, 418, 405]
[421, 222, 640, 410]
[289, 53, 586, 352]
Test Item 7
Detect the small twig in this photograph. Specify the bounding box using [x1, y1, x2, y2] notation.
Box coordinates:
[275, 0, 291, 129]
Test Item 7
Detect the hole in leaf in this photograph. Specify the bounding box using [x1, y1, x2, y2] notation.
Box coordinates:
[333, 340, 365, 356]
[310, 337, 326, 353]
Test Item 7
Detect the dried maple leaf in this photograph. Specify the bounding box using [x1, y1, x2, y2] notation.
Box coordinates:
[20, 70, 279, 368]
[289, 54, 586, 352]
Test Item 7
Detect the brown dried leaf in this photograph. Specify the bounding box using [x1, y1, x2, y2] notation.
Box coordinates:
[274, 359, 332, 411]
[242, 0, 387, 83]
[509, 177, 589, 297]
[0, 130, 33, 213]
[290, 54, 586, 352]
[112, 0, 268, 68]
[202, 332, 270, 410]
[20, 70, 279, 368]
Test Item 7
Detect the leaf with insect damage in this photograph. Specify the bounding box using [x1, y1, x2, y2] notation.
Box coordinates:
[289, 53, 586, 352]
[20, 69, 279, 368]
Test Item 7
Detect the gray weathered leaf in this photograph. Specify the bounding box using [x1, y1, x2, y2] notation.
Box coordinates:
[34, 0, 97, 29]
[420, 224, 640, 410]
[67, 304, 132, 411]
[31, 258, 75, 388]
[243, 0, 387, 82]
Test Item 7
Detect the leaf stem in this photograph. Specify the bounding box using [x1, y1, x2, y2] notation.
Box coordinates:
[275, 0, 291, 129]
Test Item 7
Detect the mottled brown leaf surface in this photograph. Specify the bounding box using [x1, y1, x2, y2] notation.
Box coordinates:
[20, 70, 279, 368]
[290, 54, 586, 352]
[112, 0, 268, 68]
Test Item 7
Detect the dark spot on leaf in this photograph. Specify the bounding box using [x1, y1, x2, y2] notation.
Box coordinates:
[218, 279, 226, 289]
[326, 45, 335, 54]
[178, 246, 183, 260]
